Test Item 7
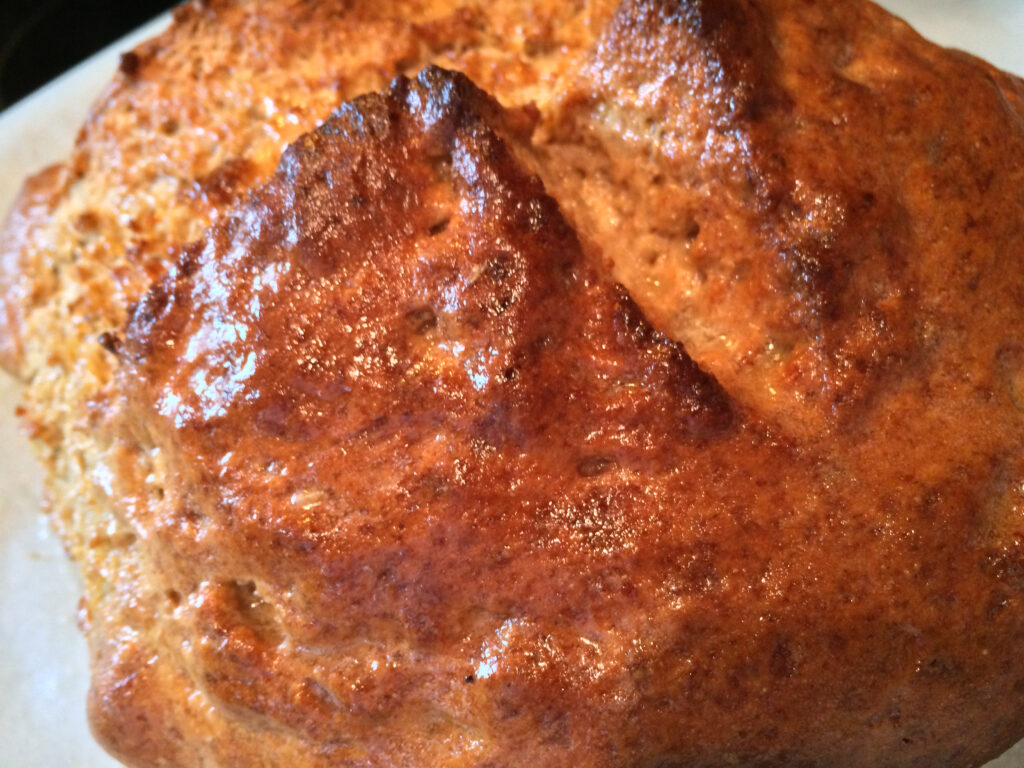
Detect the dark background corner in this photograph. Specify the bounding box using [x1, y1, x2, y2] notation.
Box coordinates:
[0, 0, 177, 111]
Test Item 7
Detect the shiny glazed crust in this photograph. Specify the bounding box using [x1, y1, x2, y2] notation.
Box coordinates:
[2, 1, 1024, 766]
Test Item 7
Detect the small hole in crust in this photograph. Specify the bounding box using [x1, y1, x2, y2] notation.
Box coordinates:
[406, 306, 438, 334]
[229, 580, 284, 645]
[181, 504, 205, 524]
[428, 217, 451, 236]
[97, 331, 122, 356]
[577, 456, 616, 478]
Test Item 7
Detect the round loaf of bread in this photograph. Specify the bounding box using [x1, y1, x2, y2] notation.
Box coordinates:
[2, 1, 1023, 766]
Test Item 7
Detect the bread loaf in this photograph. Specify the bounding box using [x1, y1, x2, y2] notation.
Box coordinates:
[2, 1, 1024, 765]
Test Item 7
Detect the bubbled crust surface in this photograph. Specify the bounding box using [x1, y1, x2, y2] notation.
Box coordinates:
[1, 1, 1024, 767]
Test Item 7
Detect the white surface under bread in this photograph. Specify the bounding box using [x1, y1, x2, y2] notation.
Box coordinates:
[0, 3, 1021, 766]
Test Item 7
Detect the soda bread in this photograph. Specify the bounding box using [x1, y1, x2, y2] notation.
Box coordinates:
[2, 1, 1024, 765]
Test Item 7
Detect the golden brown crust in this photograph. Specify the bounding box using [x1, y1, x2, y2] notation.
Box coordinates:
[118, 68, 737, 764]
[2, 1, 1024, 766]
[0, 163, 68, 373]
[543, 0, 1024, 437]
